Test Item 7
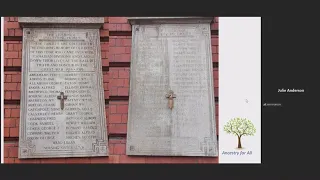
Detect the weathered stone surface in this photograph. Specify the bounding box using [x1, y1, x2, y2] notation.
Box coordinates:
[19, 28, 108, 158]
[18, 17, 104, 28]
[126, 18, 218, 157]
[127, 17, 213, 25]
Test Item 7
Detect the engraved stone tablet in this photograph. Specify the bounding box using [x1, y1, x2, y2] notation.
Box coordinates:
[18, 18, 108, 158]
[126, 17, 218, 157]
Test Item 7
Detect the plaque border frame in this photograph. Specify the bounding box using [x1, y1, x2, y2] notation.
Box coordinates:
[18, 26, 109, 159]
[126, 17, 218, 157]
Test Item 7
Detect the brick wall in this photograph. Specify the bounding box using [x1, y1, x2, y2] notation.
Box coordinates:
[3, 17, 219, 164]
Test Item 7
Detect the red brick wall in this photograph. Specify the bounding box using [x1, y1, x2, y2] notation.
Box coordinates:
[3, 17, 219, 164]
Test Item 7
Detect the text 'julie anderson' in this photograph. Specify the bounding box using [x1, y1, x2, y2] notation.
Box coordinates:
[278, 88, 305, 93]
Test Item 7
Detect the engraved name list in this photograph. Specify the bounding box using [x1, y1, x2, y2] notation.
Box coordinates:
[19, 29, 108, 158]
[127, 23, 218, 157]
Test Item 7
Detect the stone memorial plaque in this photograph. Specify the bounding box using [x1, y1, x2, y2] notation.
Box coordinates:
[126, 17, 218, 157]
[18, 20, 108, 158]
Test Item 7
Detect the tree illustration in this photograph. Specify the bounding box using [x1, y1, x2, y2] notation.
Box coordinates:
[224, 118, 256, 149]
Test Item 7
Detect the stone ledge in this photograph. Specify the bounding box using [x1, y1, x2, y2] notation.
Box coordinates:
[127, 17, 214, 25]
[18, 17, 104, 28]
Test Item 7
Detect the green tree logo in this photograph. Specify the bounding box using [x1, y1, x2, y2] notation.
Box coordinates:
[224, 118, 256, 149]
